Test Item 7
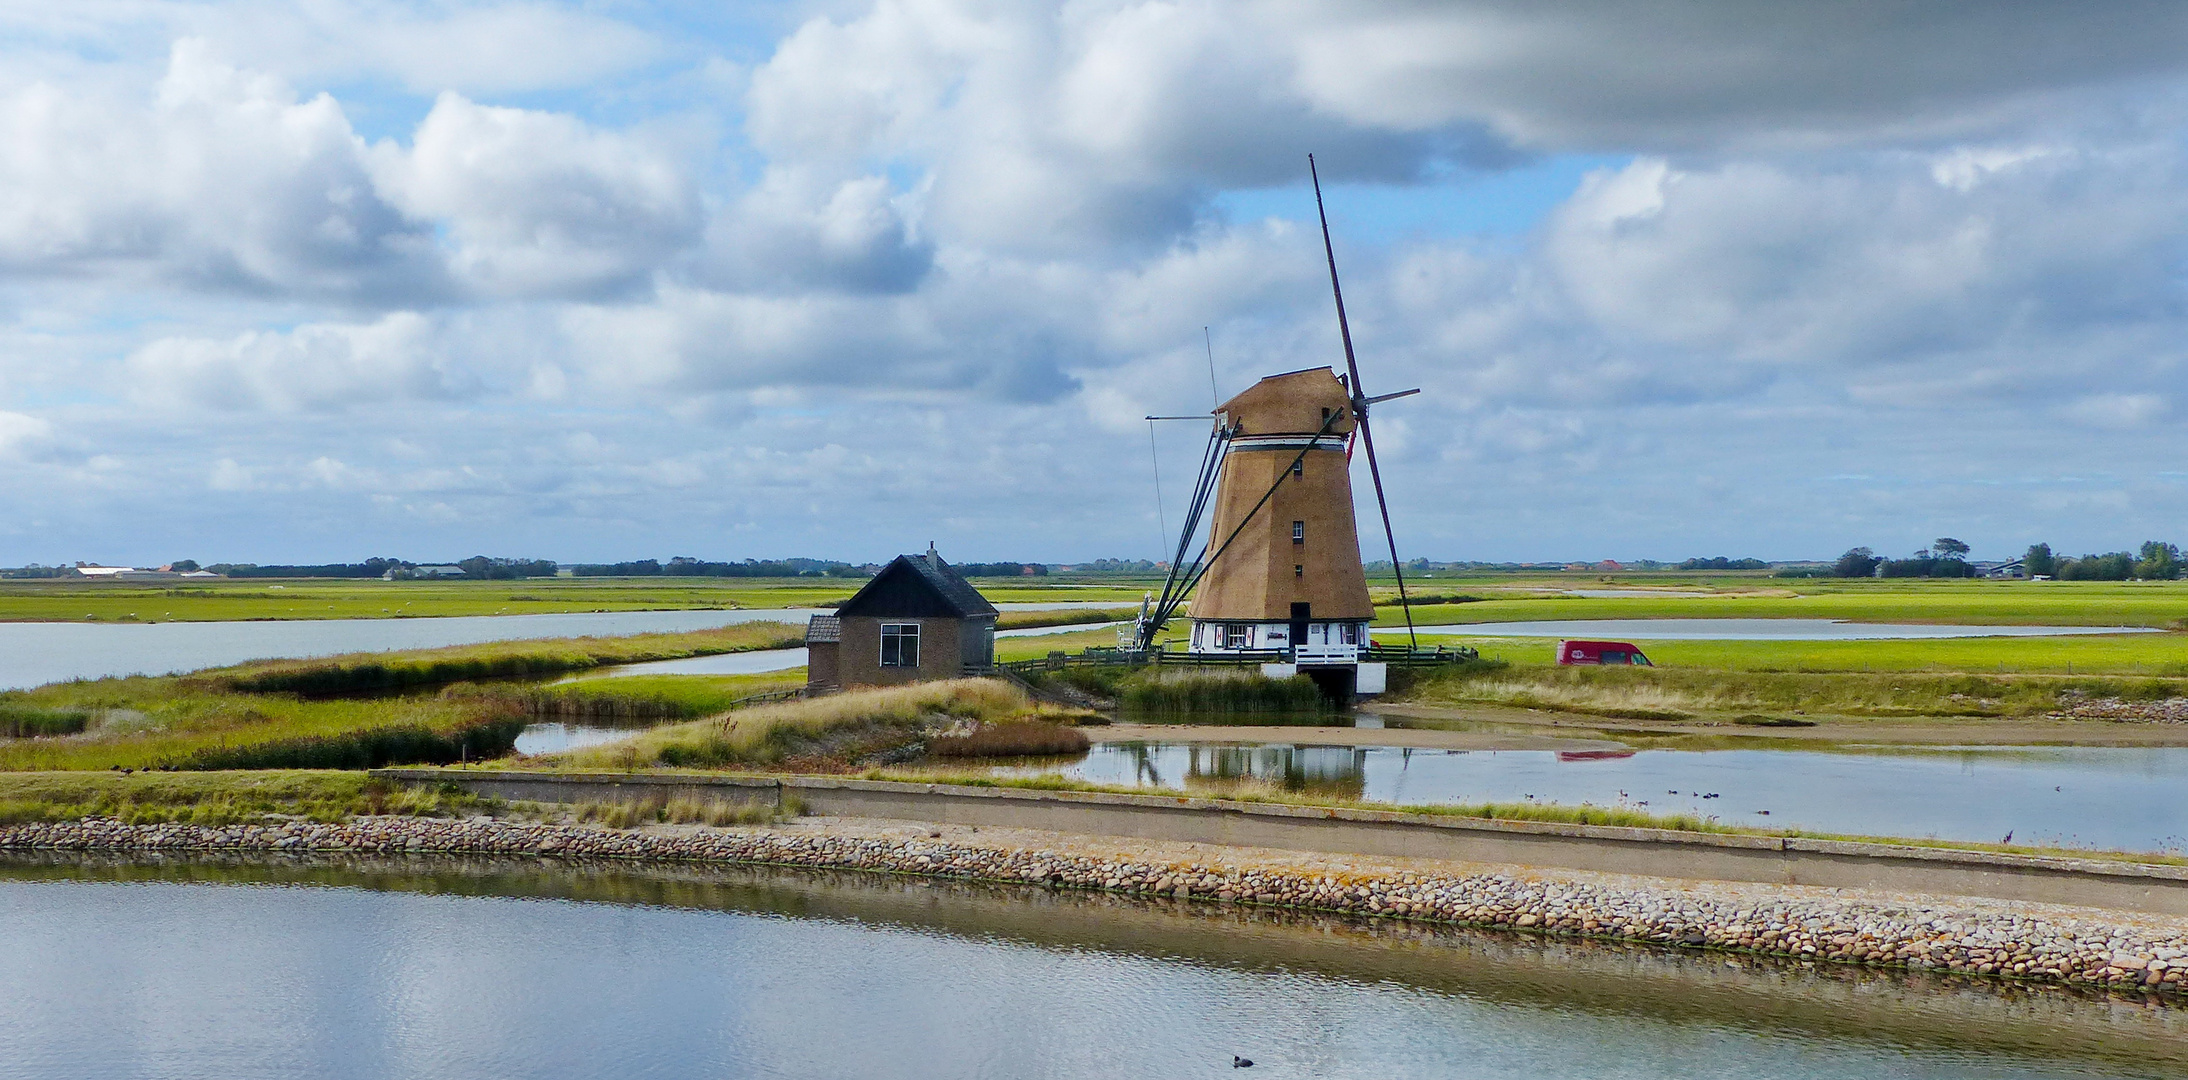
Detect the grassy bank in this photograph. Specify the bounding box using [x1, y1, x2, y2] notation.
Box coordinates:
[1384, 578, 2188, 630]
[547, 680, 1044, 770]
[0, 770, 494, 825]
[1441, 632, 2188, 677]
[452, 673, 803, 723]
[205, 623, 801, 696]
[0, 684, 530, 772]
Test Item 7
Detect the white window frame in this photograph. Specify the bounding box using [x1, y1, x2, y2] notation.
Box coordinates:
[880, 622, 921, 667]
[1223, 623, 1252, 649]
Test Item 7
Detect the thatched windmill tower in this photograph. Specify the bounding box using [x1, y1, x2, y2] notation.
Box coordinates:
[1134, 156, 1420, 698]
[1185, 367, 1373, 654]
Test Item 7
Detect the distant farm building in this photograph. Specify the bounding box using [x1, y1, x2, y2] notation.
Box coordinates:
[805, 546, 999, 693]
[1973, 559, 2026, 579]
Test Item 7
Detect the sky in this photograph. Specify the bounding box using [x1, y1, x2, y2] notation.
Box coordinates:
[4, 1, 2188, 567]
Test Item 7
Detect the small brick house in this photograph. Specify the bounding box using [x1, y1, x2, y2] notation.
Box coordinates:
[805, 546, 999, 692]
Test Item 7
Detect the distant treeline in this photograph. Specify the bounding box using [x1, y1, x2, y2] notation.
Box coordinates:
[567, 557, 861, 578]
[1807, 539, 2182, 580]
[1675, 557, 1769, 571]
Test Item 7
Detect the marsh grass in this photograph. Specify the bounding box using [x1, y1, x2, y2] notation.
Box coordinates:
[0, 703, 91, 738]
[570, 795, 785, 828]
[1119, 670, 1329, 716]
[554, 679, 1031, 769]
[0, 685, 532, 772]
[448, 673, 802, 724]
[0, 770, 495, 825]
[206, 623, 803, 696]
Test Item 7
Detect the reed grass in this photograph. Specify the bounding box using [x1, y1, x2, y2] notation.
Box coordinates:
[553, 679, 1031, 769]
[0, 690, 529, 772]
[570, 795, 785, 828]
[0, 703, 92, 738]
[0, 771, 495, 825]
[206, 623, 802, 696]
[447, 673, 802, 724]
[1119, 670, 1329, 716]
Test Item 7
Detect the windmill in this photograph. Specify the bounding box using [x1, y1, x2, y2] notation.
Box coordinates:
[1134, 155, 1420, 698]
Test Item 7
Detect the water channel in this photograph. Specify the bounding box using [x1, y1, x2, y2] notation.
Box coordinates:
[0, 855, 2176, 1079]
[0, 605, 1121, 690]
[1007, 742, 2188, 854]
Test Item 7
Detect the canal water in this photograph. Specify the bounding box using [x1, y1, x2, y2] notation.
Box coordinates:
[0, 605, 1120, 690]
[0, 856, 2176, 1079]
[1017, 742, 2188, 854]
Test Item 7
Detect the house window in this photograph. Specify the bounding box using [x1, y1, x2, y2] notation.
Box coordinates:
[1223, 623, 1252, 649]
[1292, 521, 1305, 544]
[880, 622, 921, 667]
[1290, 459, 1303, 478]
[1294, 564, 1304, 578]
[1341, 623, 1359, 645]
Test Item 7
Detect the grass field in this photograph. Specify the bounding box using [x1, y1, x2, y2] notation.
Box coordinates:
[1379, 578, 2188, 629]
[0, 576, 1154, 623]
[1431, 632, 2188, 675]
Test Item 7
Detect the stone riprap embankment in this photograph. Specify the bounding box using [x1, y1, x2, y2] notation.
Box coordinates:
[4, 814, 2182, 997]
[2054, 695, 2188, 724]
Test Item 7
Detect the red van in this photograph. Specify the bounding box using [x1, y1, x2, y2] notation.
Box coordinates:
[1556, 640, 1652, 666]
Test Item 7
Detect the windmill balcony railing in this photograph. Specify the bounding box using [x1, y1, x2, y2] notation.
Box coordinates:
[1290, 643, 1362, 665]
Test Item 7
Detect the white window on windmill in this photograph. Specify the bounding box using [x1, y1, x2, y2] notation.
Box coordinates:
[1223, 623, 1252, 649]
[880, 622, 920, 667]
[1290, 458, 1303, 478]
[1294, 564, 1304, 579]
[1292, 520, 1305, 544]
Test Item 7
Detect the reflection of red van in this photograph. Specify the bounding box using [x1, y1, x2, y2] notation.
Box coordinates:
[1556, 640, 1652, 666]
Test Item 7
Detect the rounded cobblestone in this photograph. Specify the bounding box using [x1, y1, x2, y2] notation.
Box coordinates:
[3, 815, 2181, 996]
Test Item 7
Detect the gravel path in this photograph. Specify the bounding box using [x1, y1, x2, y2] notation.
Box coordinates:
[3, 813, 2182, 997]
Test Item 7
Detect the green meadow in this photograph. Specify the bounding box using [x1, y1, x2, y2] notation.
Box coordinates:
[1431, 632, 2188, 676]
[1378, 577, 2188, 629]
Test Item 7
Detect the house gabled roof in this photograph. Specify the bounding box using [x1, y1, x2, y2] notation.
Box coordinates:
[835, 550, 999, 619]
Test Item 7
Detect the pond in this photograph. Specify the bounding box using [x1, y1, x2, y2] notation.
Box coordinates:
[0, 856, 2175, 1079]
[0, 605, 1119, 690]
[1018, 742, 2188, 854]
[1407, 618, 2159, 640]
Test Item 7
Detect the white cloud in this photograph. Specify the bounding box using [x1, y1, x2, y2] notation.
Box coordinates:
[370, 93, 701, 298]
[127, 312, 477, 412]
[10, 2, 2188, 565]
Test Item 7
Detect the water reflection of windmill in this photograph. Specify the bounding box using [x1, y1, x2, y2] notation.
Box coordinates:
[1135, 155, 1422, 701]
[1184, 744, 1368, 800]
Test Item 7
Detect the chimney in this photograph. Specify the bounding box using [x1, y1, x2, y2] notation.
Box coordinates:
[926, 541, 938, 565]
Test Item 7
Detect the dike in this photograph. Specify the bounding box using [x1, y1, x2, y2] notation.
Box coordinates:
[1, 814, 2181, 998]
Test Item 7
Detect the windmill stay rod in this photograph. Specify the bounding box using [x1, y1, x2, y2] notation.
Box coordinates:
[1160, 408, 1345, 630]
[1149, 429, 1227, 631]
[1146, 420, 1170, 562]
[1143, 425, 1227, 647]
[1203, 326, 1220, 409]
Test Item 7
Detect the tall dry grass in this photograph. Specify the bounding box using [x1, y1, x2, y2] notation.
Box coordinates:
[1120, 669, 1329, 716]
[555, 679, 1030, 768]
